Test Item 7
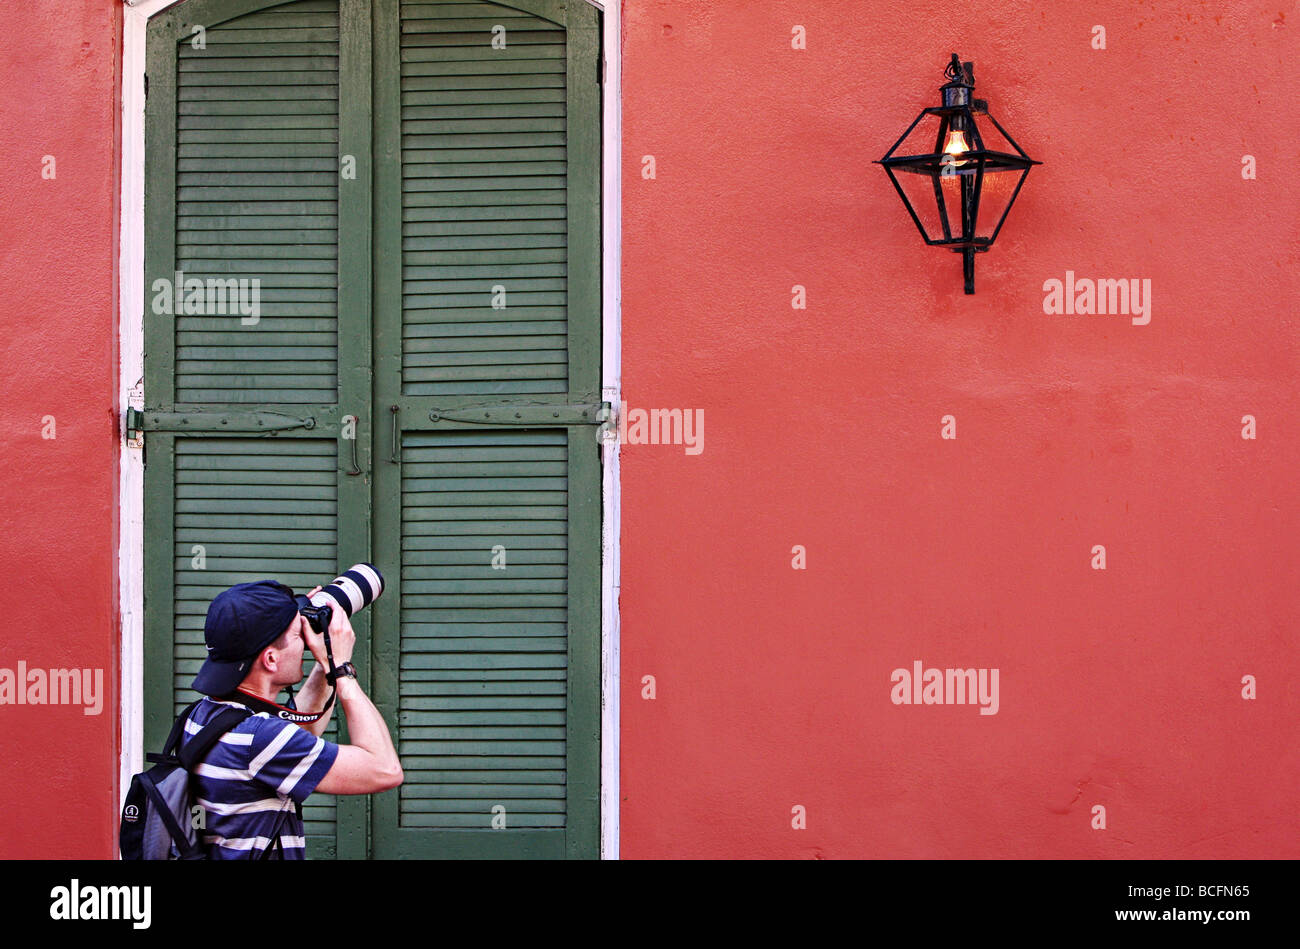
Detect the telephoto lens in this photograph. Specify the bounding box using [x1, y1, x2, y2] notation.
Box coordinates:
[296, 563, 384, 633]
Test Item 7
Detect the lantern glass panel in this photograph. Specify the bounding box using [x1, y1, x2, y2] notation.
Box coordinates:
[892, 111, 946, 160]
[936, 169, 971, 240]
[972, 165, 1028, 242]
[891, 164, 946, 242]
[969, 112, 1020, 157]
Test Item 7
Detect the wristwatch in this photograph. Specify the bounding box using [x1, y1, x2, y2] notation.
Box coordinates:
[326, 661, 357, 685]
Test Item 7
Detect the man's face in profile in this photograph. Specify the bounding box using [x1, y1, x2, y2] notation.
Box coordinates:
[272, 613, 310, 686]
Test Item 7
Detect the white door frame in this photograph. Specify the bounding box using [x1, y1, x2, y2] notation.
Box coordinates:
[116, 0, 622, 858]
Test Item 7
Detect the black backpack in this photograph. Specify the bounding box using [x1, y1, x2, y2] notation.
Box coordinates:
[119, 699, 295, 860]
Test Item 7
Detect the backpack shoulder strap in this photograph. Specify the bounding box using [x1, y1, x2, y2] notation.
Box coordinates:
[138, 769, 204, 860]
[256, 802, 296, 861]
[178, 705, 253, 771]
[160, 699, 203, 758]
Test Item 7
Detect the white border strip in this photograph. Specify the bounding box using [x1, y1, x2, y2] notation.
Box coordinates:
[589, 0, 622, 862]
[118, 0, 174, 816]
[118, 0, 622, 859]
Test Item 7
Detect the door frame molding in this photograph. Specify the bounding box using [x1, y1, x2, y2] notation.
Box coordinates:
[115, 0, 623, 858]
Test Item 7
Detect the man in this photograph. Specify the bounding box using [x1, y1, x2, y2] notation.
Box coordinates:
[182, 579, 403, 859]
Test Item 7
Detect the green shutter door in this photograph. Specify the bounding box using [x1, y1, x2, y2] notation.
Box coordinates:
[143, 0, 601, 859]
[142, 0, 373, 860]
[369, 0, 602, 858]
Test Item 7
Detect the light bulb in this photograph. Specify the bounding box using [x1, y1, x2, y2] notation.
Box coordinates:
[943, 129, 969, 156]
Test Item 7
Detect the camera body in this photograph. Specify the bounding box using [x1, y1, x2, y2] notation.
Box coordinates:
[297, 603, 334, 635]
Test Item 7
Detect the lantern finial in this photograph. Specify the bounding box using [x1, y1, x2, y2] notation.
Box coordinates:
[944, 54, 974, 88]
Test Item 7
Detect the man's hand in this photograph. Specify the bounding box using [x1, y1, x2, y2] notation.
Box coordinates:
[301, 585, 356, 671]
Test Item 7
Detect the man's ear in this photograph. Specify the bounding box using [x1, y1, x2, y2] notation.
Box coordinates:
[257, 644, 279, 674]
[260, 619, 299, 674]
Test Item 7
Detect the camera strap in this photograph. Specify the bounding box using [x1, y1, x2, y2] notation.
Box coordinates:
[219, 686, 335, 724]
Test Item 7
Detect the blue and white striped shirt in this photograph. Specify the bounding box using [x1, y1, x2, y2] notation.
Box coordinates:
[182, 694, 339, 860]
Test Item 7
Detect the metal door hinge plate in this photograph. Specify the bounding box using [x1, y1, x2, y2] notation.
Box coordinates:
[428, 402, 612, 426]
[127, 409, 320, 434]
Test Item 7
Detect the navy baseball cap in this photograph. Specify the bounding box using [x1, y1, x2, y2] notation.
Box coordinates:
[192, 580, 301, 695]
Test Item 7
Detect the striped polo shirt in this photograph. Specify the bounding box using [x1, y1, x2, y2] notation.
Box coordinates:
[182, 694, 339, 860]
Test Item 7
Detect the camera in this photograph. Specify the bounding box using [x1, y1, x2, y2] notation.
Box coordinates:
[295, 563, 384, 634]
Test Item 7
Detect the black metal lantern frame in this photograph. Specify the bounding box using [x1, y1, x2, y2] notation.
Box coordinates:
[876, 54, 1040, 293]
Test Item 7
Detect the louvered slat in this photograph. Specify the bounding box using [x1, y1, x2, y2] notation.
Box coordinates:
[398, 430, 568, 829]
[169, 437, 341, 855]
[174, 0, 340, 405]
[399, 0, 568, 397]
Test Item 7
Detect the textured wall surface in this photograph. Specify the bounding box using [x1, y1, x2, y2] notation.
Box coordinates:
[618, 0, 1297, 857]
[0, 0, 1295, 860]
[0, 0, 122, 857]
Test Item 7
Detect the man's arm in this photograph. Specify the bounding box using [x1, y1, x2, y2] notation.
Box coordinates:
[301, 597, 403, 795]
[314, 676, 403, 794]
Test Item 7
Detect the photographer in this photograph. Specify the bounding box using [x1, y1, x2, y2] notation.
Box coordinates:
[182, 580, 403, 859]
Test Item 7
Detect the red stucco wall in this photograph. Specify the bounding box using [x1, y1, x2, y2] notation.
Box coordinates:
[618, 0, 1298, 857]
[0, 0, 1294, 860]
[0, 0, 122, 857]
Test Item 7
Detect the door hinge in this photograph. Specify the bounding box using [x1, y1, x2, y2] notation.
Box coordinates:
[125, 406, 145, 445]
[428, 402, 611, 426]
[126, 408, 319, 435]
[596, 401, 616, 440]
